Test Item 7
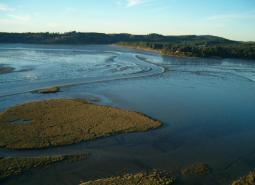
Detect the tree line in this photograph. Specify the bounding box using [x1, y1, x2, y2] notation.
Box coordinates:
[0, 31, 254, 59]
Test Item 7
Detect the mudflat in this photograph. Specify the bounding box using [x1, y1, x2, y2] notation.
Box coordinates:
[0, 99, 161, 149]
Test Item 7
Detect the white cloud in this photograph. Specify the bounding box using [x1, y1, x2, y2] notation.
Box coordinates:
[0, 16, 30, 25]
[0, 3, 31, 23]
[127, 0, 145, 7]
[207, 11, 255, 22]
[126, 0, 156, 8]
[7, 14, 31, 22]
[0, 3, 14, 12]
[0, 18, 14, 24]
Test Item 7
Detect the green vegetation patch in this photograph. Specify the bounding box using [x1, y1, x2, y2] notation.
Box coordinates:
[0, 99, 161, 149]
[80, 171, 175, 185]
[0, 154, 88, 180]
[231, 172, 255, 185]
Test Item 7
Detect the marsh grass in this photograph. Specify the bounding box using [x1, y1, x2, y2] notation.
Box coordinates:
[231, 172, 255, 185]
[79, 171, 175, 185]
[0, 99, 161, 149]
[0, 154, 88, 180]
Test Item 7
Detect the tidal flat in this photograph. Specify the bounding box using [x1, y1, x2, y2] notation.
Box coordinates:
[0, 44, 255, 185]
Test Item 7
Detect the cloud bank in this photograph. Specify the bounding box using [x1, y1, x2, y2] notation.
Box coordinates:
[127, 0, 145, 7]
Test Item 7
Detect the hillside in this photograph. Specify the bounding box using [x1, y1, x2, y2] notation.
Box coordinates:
[0, 32, 254, 59]
[0, 32, 236, 45]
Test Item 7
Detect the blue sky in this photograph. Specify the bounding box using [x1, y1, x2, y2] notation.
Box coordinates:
[0, 0, 255, 41]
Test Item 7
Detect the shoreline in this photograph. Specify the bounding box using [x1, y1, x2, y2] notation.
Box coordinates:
[114, 44, 206, 59]
[114, 43, 254, 60]
[112, 44, 161, 54]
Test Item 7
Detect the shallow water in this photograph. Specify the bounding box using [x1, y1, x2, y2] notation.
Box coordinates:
[0, 44, 163, 98]
[0, 44, 255, 185]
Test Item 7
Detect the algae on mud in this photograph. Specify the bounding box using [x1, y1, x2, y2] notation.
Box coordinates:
[0, 99, 161, 149]
[0, 154, 88, 180]
[80, 171, 175, 185]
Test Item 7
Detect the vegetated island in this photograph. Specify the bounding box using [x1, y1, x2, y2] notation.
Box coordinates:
[0, 32, 254, 60]
[0, 99, 161, 149]
[80, 171, 175, 185]
[0, 154, 88, 181]
[79, 163, 213, 185]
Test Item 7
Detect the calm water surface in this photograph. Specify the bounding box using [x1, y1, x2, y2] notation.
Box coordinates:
[0, 44, 255, 185]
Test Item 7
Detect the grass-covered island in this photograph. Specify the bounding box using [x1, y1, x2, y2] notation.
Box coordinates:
[80, 171, 175, 185]
[0, 32, 254, 59]
[0, 99, 161, 149]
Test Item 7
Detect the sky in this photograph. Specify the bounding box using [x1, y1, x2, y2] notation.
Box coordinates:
[0, 0, 255, 41]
